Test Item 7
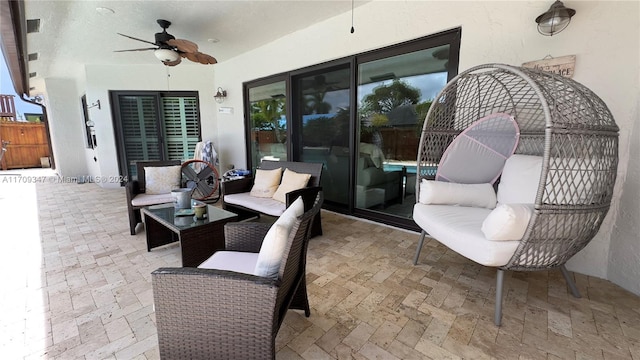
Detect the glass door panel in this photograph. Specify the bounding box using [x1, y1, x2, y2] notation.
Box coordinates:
[356, 45, 450, 218]
[247, 81, 287, 172]
[296, 66, 351, 206]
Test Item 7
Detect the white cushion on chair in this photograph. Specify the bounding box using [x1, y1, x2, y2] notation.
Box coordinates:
[419, 180, 497, 209]
[254, 197, 304, 279]
[413, 203, 520, 267]
[131, 193, 175, 207]
[144, 165, 182, 194]
[497, 155, 542, 204]
[481, 203, 534, 241]
[198, 251, 258, 275]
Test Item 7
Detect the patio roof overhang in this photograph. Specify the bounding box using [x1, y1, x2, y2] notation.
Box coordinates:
[0, 0, 29, 99]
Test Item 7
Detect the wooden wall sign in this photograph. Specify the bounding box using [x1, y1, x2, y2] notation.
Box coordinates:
[522, 55, 576, 78]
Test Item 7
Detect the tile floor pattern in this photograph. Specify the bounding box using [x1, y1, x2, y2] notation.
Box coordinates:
[1, 177, 639, 359]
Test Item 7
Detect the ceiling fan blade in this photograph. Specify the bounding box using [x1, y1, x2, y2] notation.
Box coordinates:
[185, 51, 217, 65]
[167, 39, 198, 53]
[163, 58, 182, 67]
[198, 52, 218, 65]
[117, 33, 157, 46]
[114, 48, 157, 52]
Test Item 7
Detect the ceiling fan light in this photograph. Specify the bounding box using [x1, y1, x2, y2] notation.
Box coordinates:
[154, 49, 180, 62]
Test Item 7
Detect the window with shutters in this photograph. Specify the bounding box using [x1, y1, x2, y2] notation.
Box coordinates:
[110, 91, 201, 181]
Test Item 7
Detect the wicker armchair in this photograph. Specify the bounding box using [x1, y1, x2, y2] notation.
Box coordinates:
[152, 191, 323, 359]
[125, 160, 181, 235]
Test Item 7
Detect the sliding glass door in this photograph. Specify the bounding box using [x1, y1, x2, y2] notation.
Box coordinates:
[243, 29, 460, 230]
[293, 65, 352, 207]
[246, 78, 288, 173]
[355, 45, 451, 221]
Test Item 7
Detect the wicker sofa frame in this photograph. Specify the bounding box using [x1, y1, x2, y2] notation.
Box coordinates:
[152, 191, 323, 359]
[413, 63, 619, 325]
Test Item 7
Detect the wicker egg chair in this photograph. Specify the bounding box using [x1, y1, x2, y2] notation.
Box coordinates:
[413, 63, 619, 325]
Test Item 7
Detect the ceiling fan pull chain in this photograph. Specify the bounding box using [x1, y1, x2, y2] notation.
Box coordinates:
[350, 0, 355, 33]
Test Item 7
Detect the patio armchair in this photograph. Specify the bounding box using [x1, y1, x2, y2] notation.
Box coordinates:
[221, 160, 323, 237]
[125, 160, 181, 235]
[152, 190, 323, 359]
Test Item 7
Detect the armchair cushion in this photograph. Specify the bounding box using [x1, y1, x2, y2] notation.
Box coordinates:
[419, 179, 497, 209]
[130, 193, 175, 207]
[254, 197, 304, 278]
[250, 168, 282, 198]
[198, 251, 258, 275]
[144, 165, 182, 194]
[272, 169, 311, 203]
[481, 203, 534, 241]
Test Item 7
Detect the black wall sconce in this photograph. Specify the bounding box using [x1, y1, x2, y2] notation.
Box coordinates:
[535, 1, 576, 36]
[214, 87, 227, 103]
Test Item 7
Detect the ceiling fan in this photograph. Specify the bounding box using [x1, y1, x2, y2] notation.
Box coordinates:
[115, 19, 217, 66]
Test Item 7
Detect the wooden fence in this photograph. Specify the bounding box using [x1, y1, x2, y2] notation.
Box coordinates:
[0, 121, 50, 170]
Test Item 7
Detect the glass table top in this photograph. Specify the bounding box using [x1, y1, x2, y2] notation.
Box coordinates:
[143, 204, 237, 231]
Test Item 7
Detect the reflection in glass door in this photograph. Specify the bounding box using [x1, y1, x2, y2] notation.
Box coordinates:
[356, 45, 450, 219]
[295, 66, 351, 207]
[247, 80, 287, 173]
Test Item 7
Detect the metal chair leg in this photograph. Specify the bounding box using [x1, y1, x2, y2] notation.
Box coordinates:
[413, 231, 427, 265]
[560, 265, 581, 298]
[495, 269, 505, 326]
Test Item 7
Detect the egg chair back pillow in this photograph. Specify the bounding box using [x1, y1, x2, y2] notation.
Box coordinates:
[435, 113, 519, 184]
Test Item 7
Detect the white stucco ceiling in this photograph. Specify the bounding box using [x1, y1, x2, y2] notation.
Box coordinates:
[23, 0, 366, 96]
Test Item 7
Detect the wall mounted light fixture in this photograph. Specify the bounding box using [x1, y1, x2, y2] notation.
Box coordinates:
[535, 0, 576, 36]
[214, 87, 227, 103]
[87, 100, 101, 110]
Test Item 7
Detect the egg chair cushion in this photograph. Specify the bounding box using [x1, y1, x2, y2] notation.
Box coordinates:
[419, 179, 497, 209]
[413, 203, 520, 267]
[497, 155, 543, 204]
[481, 203, 534, 241]
[436, 113, 519, 184]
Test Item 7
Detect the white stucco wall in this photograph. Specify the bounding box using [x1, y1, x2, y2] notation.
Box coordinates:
[609, 96, 640, 295]
[43, 77, 88, 178]
[84, 64, 217, 188]
[211, 1, 640, 293]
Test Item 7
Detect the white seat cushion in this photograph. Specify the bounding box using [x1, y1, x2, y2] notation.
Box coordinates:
[198, 251, 258, 275]
[224, 193, 286, 217]
[131, 193, 175, 207]
[254, 197, 304, 278]
[413, 203, 520, 267]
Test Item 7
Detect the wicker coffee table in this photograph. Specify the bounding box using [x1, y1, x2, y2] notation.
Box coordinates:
[141, 204, 238, 267]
